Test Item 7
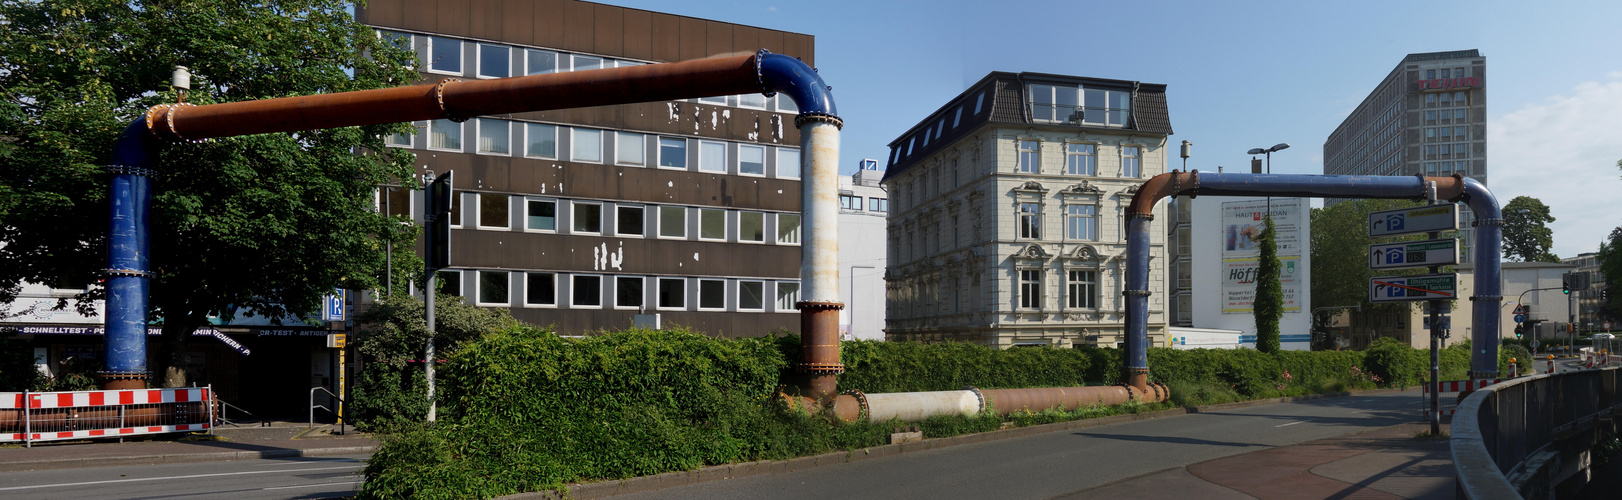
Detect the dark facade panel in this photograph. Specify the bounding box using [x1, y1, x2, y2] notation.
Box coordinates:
[500, 0, 535, 46]
[757, 29, 785, 60]
[508, 308, 798, 337]
[592, 4, 625, 56]
[532, 0, 567, 49]
[621, 9, 653, 60]
[732, 26, 760, 59]
[359, 0, 406, 28]
[562, 1, 596, 52]
[400, 0, 437, 33]
[451, 230, 802, 278]
[470, 0, 501, 40]
[679, 17, 707, 61]
[435, 0, 472, 38]
[781, 31, 813, 67]
[706, 20, 733, 58]
[649, 13, 682, 62]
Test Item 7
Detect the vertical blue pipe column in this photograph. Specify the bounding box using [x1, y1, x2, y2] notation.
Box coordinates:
[1123, 214, 1153, 389]
[1461, 177, 1502, 379]
[101, 119, 158, 389]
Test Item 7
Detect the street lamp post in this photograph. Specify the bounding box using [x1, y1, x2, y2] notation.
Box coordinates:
[1246, 143, 1290, 213]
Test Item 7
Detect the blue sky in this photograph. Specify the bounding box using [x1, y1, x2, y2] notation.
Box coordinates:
[609, 0, 1622, 258]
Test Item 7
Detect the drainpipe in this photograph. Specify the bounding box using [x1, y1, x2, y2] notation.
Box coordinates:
[103, 50, 840, 391]
[1124, 172, 1505, 386]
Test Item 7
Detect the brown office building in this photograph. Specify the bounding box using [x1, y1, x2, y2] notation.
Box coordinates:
[359, 0, 814, 335]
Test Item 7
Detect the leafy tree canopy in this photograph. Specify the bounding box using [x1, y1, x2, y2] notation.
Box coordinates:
[1501, 196, 1559, 263]
[0, 1, 422, 385]
[1599, 227, 1622, 321]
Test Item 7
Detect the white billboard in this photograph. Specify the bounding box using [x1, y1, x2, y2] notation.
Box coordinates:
[1220, 198, 1304, 314]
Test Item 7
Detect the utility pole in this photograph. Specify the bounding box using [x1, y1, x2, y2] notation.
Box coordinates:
[1424, 181, 1441, 437]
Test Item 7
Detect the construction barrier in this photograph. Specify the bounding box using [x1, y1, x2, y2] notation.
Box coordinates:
[1422, 378, 1503, 417]
[0, 387, 213, 446]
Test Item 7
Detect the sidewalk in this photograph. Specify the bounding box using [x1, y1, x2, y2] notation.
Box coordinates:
[0, 422, 376, 472]
[1067, 422, 1454, 499]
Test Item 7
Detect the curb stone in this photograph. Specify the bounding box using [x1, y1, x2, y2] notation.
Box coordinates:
[495, 387, 1415, 500]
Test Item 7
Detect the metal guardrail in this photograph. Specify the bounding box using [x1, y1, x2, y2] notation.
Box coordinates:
[309, 386, 346, 435]
[1453, 367, 1622, 498]
[1, 386, 215, 447]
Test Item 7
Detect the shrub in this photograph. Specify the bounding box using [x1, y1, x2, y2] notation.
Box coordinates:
[838, 340, 1096, 392]
[1364, 337, 1425, 387]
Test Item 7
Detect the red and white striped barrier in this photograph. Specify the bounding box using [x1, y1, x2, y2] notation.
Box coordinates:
[1, 388, 210, 410]
[1423, 379, 1503, 394]
[6, 423, 212, 443]
[0, 387, 213, 445]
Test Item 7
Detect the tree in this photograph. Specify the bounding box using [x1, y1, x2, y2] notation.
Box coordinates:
[350, 293, 518, 430]
[0, 1, 421, 387]
[1598, 227, 1622, 321]
[1253, 216, 1283, 353]
[1309, 198, 1426, 312]
[1501, 196, 1559, 263]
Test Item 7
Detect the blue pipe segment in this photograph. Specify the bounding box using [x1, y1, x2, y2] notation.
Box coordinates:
[104, 119, 158, 377]
[1124, 172, 1504, 381]
[756, 50, 838, 119]
[1458, 177, 1502, 378]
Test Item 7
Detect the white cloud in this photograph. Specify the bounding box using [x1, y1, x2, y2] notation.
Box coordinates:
[1488, 75, 1622, 259]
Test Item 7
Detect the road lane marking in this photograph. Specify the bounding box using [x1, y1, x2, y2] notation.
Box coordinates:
[0, 465, 362, 491]
[262, 481, 360, 491]
[1274, 420, 1310, 427]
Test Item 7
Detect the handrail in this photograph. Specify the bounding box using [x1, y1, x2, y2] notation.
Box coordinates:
[217, 398, 263, 428]
[1453, 366, 1622, 498]
[309, 386, 347, 435]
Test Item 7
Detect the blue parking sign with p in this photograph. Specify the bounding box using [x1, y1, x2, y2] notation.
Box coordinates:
[1386, 214, 1404, 231]
[323, 289, 345, 321]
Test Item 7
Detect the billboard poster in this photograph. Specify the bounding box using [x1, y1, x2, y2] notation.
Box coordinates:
[1221, 199, 1304, 314]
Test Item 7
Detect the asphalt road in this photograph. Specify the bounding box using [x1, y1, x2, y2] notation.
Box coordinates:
[0, 454, 367, 500]
[606, 390, 1425, 500]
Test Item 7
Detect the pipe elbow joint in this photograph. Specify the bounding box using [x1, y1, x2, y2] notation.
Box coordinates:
[1456, 176, 1500, 221]
[756, 50, 839, 125]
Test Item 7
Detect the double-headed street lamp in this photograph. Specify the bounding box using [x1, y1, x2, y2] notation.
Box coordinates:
[1247, 142, 1290, 212]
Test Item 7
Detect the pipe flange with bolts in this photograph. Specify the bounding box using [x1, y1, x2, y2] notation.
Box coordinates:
[843, 389, 869, 420]
[103, 164, 157, 178]
[794, 111, 843, 129]
[434, 78, 466, 121]
[797, 361, 845, 374]
[146, 103, 206, 143]
[963, 386, 986, 414]
[104, 268, 157, 279]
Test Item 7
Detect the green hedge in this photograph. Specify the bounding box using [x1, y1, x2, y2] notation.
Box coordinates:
[362, 331, 1498, 499]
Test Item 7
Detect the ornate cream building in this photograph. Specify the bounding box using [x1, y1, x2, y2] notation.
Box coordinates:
[880, 72, 1173, 348]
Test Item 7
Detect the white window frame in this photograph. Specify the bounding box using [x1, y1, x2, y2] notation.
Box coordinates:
[658, 137, 688, 170]
[698, 140, 727, 173]
[737, 280, 766, 311]
[614, 276, 645, 310]
[776, 148, 801, 180]
[657, 277, 686, 311]
[697, 278, 727, 311]
[571, 201, 603, 235]
[571, 54, 604, 72]
[525, 123, 558, 159]
[1019, 202, 1042, 240]
[1066, 143, 1096, 176]
[1018, 269, 1043, 310]
[1065, 269, 1098, 310]
[476, 43, 509, 79]
[437, 269, 463, 296]
[427, 119, 462, 152]
[737, 93, 768, 109]
[385, 121, 415, 148]
[738, 211, 766, 243]
[1065, 204, 1097, 241]
[615, 131, 646, 166]
[571, 128, 603, 163]
[658, 206, 687, 239]
[1121, 146, 1142, 178]
[777, 213, 801, 245]
[738, 144, 766, 177]
[698, 95, 729, 105]
[775, 281, 800, 312]
[1018, 140, 1040, 173]
[476, 193, 510, 230]
[525, 48, 559, 75]
[476, 270, 510, 306]
[698, 208, 726, 241]
[570, 274, 603, 308]
[426, 35, 462, 75]
[524, 271, 557, 308]
[476, 118, 510, 155]
[524, 197, 558, 233]
[615, 204, 645, 237]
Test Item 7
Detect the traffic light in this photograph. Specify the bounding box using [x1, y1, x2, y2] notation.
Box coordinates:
[1605, 288, 1612, 301]
[1515, 325, 1524, 338]
[424, 171, 454, 270]
[1563, 278, 1571, 295]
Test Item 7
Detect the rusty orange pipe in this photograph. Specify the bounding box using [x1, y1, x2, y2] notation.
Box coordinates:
[145, 54, 761, 142]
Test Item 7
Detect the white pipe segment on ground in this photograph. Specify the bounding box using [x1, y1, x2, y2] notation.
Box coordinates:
[864, 390, 982, 422]
[800, 121, 842, 303]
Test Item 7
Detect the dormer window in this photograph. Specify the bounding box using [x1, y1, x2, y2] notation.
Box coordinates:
[1029, 83, 1131, 127]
